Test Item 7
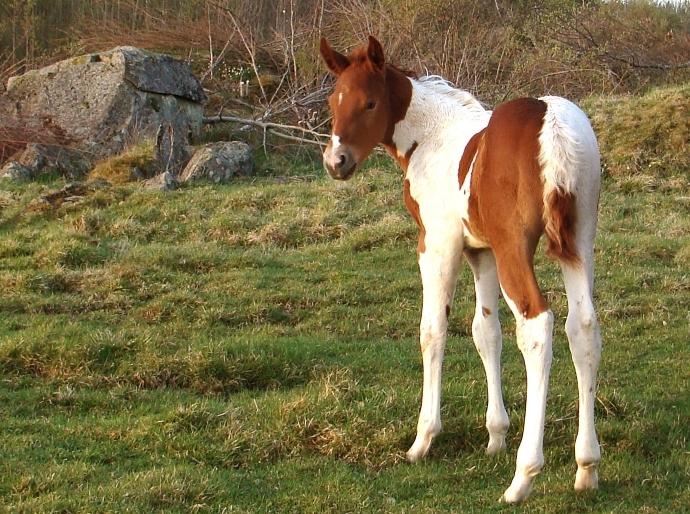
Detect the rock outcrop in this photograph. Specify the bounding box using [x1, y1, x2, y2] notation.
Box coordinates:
[1, 46, 206, 179]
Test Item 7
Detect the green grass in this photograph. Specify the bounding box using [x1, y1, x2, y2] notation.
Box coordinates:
[0, 153, 688, 513]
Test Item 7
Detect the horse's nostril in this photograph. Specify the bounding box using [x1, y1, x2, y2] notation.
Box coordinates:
[337, 153, 347, 168]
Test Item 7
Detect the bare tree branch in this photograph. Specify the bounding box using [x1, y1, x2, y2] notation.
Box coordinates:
[203, 114, 329, 147]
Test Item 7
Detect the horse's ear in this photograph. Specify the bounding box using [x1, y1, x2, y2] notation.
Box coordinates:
[367, 36, 385, 71]
[320, 37, 350, 76]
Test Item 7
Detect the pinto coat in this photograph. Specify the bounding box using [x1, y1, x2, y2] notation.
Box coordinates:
[320, 36, 602, 504]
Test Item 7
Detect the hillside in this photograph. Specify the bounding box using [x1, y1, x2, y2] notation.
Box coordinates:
[583, 84, 690, 178]
[0, 86, 689, 511]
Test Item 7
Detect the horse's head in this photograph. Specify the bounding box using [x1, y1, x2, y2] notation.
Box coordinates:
[320, 36, 393, 180]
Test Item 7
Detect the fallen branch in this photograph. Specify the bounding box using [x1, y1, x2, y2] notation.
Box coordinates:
[267, 129, 325, 146]
[203, 114, 329, 146]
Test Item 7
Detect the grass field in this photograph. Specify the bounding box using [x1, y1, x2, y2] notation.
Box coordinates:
[0, 149, 688, 513]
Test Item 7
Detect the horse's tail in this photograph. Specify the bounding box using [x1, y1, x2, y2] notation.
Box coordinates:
[538, 96, 601, 265]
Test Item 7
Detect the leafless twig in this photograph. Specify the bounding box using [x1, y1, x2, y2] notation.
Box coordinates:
[203, 114, 328, 148]
[204, 114, 328, 139]
[215, 4, 267, 102]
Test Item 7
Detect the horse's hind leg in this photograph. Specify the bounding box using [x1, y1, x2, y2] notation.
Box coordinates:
[493, 245, 554, 504]
[561, 240, 602, 491]
[465, 249, 509, 455]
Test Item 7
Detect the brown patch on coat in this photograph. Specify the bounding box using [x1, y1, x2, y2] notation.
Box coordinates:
[385, 141, 418, 175]
[482, 306, 492, 317]
[403, 178, 426, 254]
[458, 128, 485, 188]
[445, 304, 451, 318]
[544, 188, 580, 264]
[468, 98, 550, 319]
[382, 66, 413, 144]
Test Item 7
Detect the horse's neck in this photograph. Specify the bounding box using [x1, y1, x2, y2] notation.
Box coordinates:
[391, 78, 490, 165]
[390, 78, 490, 186]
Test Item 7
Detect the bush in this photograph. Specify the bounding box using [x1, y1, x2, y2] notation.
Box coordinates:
[2, 1, 688, 161]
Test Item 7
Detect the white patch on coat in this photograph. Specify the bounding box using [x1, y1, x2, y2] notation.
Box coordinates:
[459, 153, 489, 249]
[391, 77, 491, 248]
[338, 92, 344, 106]
[331, 134, 341, 152]
[538, 96, 600, 208]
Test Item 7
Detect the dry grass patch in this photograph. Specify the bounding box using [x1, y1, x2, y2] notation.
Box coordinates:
[584, 85, 690, 178]
[88, 141, 157, 184]
[674, 243, 690, 267]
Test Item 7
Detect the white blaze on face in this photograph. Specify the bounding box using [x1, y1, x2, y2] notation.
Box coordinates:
[324, 134, 343, 171]
[331, 134, 342, 152]
[338, 92, 344, 106]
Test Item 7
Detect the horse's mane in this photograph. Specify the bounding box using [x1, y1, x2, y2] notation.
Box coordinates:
[414, 75, 486, 112]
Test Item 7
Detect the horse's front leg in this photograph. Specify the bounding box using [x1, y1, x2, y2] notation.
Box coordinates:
[407, 236, 463, 462]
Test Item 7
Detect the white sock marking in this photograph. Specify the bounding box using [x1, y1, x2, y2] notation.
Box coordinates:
[501, 292, 553, 503]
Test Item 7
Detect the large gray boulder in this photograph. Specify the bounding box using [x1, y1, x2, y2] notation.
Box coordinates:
[179, 142, 253, 184]
[0, 46, 205, 178]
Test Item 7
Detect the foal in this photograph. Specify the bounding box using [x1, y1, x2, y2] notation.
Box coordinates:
[319, 36, 603, 503]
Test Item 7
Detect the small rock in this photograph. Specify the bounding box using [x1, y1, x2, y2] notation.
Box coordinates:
[62, 196, 85, 204]
[179, 142, 253, 184]
[1, 161, 33, 181]
[40, 182, 89, 203]
[87, 178, 112, 190]
[144, 171, 178, 191]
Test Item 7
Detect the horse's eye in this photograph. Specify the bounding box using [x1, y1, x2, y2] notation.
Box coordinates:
[366, 100, 377, 111]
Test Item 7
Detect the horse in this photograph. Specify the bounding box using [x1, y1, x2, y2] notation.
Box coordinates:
[319, 36, 603, 503]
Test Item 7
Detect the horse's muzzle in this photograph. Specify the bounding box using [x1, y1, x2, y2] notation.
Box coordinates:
[323, 142, 356, 180]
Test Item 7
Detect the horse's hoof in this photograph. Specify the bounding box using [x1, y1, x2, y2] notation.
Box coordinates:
[574, 466, 598, 491]
[500, 475, 533, 504]
[406, 449, 422, 463]
[406, 435, 434, 463]
[485, 436, 506, 456]
[405, 443, 427, 463]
